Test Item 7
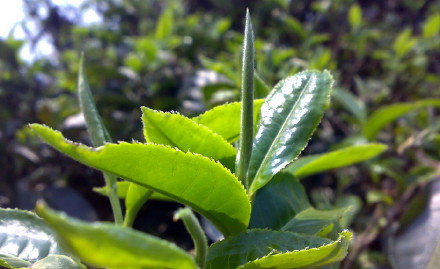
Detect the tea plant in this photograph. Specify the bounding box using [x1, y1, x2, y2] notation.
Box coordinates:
[0, 12, 387, 269]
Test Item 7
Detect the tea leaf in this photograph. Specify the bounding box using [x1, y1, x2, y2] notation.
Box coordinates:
[0, 208, 68, 264]
[333, 88, 367, 124]
[249, 173, 310, 230]
[193, 100, 264, 143]
[142, 107, 236, 162]
[30, 124, 250, 237]
[422, 13, 440, 39]
[363, 99, 440, 140]
[281, 207, 350, 236]
[29, 255, 86, 269]
[247, 70, 333, 196]
[286, 143, 387, 178]
[206, 229, 352, 269]
[155, 8, 174, 40]
[0, 253, 30, 269]
[36, 203, 197, 269]
[348, 4, 362, 30]
[94, 182, 173, 201]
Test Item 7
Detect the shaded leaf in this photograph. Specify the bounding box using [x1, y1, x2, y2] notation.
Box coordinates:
[363, 99, 440, 140]
[36, 203, 196, 269]
[247, 70, 333, 196]
[206, 229, 352, 269]
[30, 124, 250, 237]
[0, 208, 68, 264]
[249, 173, 310, 230]
[193, 100, 264, 143]
[285, 143, 387, 179]
[333, 88, 367, 124]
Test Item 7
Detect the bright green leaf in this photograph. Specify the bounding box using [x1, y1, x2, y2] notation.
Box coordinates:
[155, 8, 174, 40]
[363, 99, 440, 140]
[30, 124, 250, 237]
[422, 14, 440, 39]
[286, 143, 387, 178]
[393, 28, 417, 57]
[206, 229, 352, 269]
[0, 208, 68, 264]
[35, 203, 196, 269]
[94, 181, 173, 201]
[193, 100, 265, 143]
[348, 4, 362, 30]
[247, 70, 333, 196]
[249, 173, 310, 230]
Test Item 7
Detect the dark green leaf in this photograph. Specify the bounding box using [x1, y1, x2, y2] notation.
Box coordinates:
[247, 70, 333, 196]
[249, 173, 310, 230]
[206, 229, 352, 269]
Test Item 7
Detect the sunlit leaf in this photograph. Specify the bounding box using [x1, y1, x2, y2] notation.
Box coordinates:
[155, 8, 174, 40]
[247, 70, 333, 196]
[94, 182, 173, 201]
[30, 124, 251, 237]
[193, 100, 264, 143]
[29, 255, 86, 269]
[0, 253, 30, 269]
[36, 203, 196, 269]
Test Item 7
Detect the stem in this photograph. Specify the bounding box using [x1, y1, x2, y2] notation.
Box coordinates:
[237, 9, 255, 188]
[103, 173, 124, 225]
[174, 207, 208, 269]
[123, 189, 154, 227]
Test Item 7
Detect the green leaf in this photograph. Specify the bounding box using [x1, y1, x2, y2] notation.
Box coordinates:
[254, 71, 270, 99]
[281, 207, 349, 236]
[0, 253, 30, 269]
[206, 229, 352, 269]
[123, 183, 155, 227]
[363, 99, 440, 140]
[0, 208, 68, 264]
[142, 107, 236, 162]
[249, 173, 310, 230]
[247, 70, 333, 196]
[423, 13, 440, 39]
[94, 181, 173, 201]
[193, 100, 265, 143]
[393, 28, 417, 57]
[29, 255, 86, 269]
[333, 88, 367, 124]
[155, 8, 174, 40]
[30, 124, 250, 237]
[35, 203, 196, 269]
[286, 143, 387, 179]
[348, 4, 362, 30]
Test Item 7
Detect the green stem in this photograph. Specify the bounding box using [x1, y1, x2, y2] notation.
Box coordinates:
[174, 207, 208, 269]
[103, 173, 124, 225]
[237, 9, 255, 188]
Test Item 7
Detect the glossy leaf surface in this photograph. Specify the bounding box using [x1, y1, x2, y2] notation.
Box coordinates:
[0, 208, 67, 264]
[29, 255, 86, 269]
[193, 100, 264, 143]
[247, 70, 333, 195]
[30, 124, 250, 237]
[249, 173, 310, 230]
[142, 107, 236, 161]
[281, 207, 349, 235]
[36, 203, 196, 269]
[363, 99, 440, 140]
[206, 229, 352, 269]
[286, 143, 387, 179]
[0, 253, 30, 269]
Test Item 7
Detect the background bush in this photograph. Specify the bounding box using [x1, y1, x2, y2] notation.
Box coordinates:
[1, 0, 439, 267]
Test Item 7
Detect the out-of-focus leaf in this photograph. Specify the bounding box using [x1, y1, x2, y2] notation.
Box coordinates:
[193, 100, 264, 143]
[363, 99, 440, 140]
[423, 14, 440, 39]
[0, 253, 30, 269]
[0, 208, 68, 264]
[155, 8, 174, 40]
[393, 28, 417, 57]
[285, 143, 387, 179]
[29, 255, 86, 269]
[200, 57, 240, 85]
[247, 70, 333, 196]
[333, 88, 367, 124]
[249, 173, 310, 230]
[36, 203, 197, 269]
[348, 4, 362, 30]
[30, 124, 250, 237]
[206, 229, 352, 269]
[254, 71, 270, 99]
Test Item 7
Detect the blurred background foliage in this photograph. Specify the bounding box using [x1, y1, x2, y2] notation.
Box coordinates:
[1, 0, 440, 268]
